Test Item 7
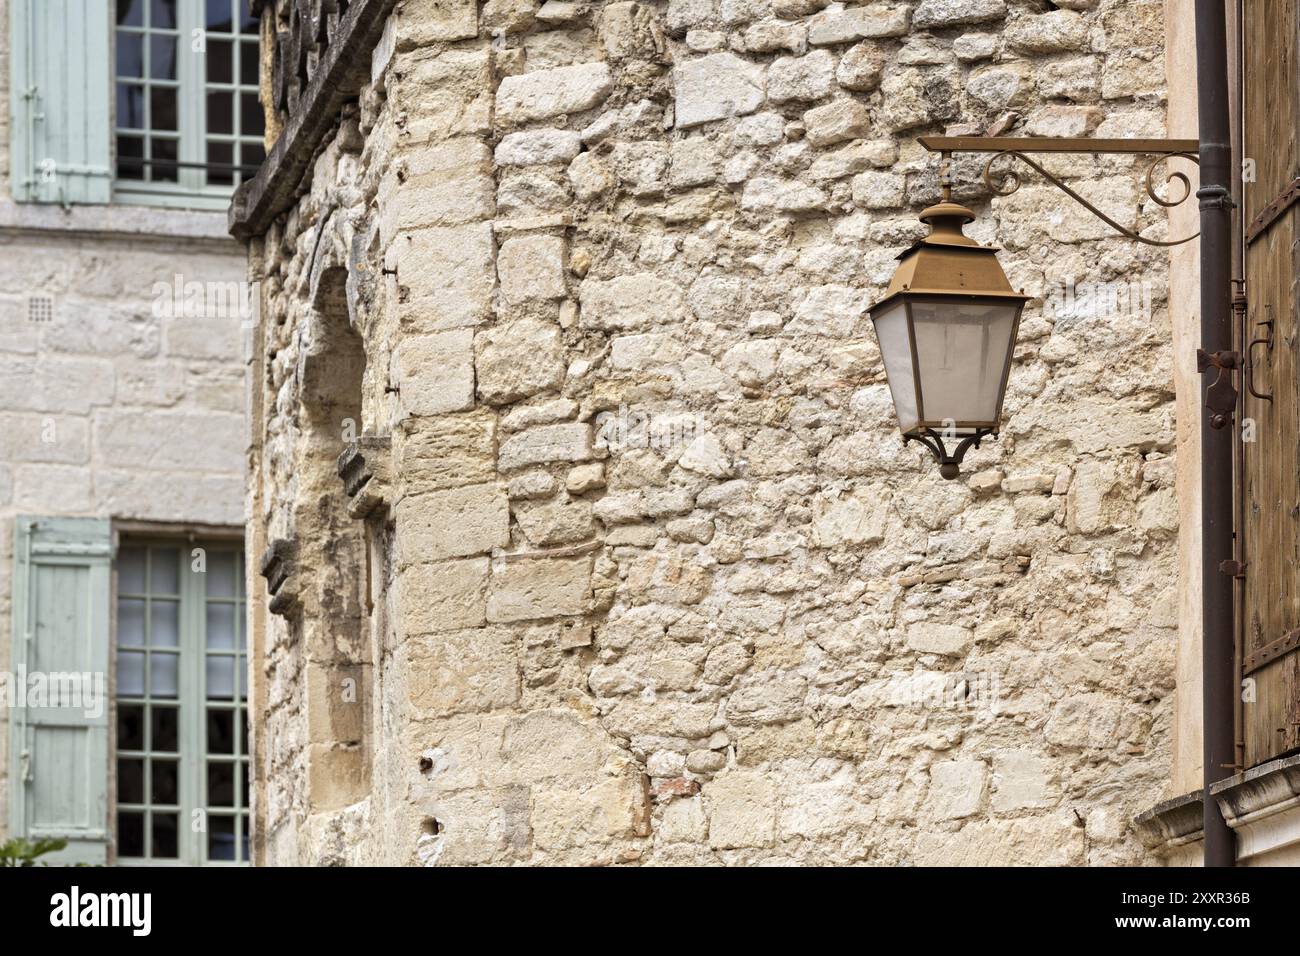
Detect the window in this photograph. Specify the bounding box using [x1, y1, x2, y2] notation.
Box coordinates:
[114, 541, 250, 865]
[114, 0, 265, 207]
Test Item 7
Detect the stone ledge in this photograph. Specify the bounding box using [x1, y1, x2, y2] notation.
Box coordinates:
[228, 0, 400, 241]
[1135, 754, 1300, 861]
[0, 200, 236, 245]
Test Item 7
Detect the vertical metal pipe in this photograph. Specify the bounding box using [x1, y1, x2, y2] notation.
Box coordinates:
[1195, 0, 1237, 867]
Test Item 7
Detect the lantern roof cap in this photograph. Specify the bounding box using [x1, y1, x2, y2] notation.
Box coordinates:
[871, 198, 1031, 311]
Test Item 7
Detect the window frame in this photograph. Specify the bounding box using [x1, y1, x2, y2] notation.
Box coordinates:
[111, 0, 263, 210]
[111, 534, 250, 867]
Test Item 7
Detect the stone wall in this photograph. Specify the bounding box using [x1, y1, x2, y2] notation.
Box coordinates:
[248, 0, 1179, 865]
[0, 0, 249, 840]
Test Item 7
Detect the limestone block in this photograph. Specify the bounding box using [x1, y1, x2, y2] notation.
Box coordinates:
[913, 815, 1085, 865]
[608, 141, 671, 196]
[482, 0, 539, 33]
[780, 775, 876, 837]
[905, 622, 973, 657]
[741, 19, 807, 54]
[499, 708, 611, 782]
[927, 760, 987, 819]
[911, 0, 1006, 29]
[498, 422, 593, 470]
[611, 332, 686, 370]
[396, 330, 475, 416]
[669, 137, 722, 188]
[600, 2, 667, 61]
[93, 410, 238, 470]
[802, 99, 871, 147]
[673, 53, 766, 128]
[788, 284, 869, 337]
[808, 139, 897, 179]
[836, 40, 887, 91]
[807, 4, 910, 45]
[703, 770, 777, 849]
[497, 237, 568, 305]
[726, 676, 806, 725]
[393, 49, 493, 142]
[308, 744, 367, 812]
[496, 62, 614, 125]
[386, 139, 495, 238]
[396, 0, 480, 45]
[851, 170, 905, 208]
[767, 49, 835, 103]
[579, 274, 688, 331]
[1005, 10, 1088, 54]
[532, 776, 646, 849]
[953, 32, 999, 61]
[508, 471, 559, 500]
[409, 627, 521, 716]
[486, 555, 593, 621]
[401, 558, 490, 633]
[399, 410, 498, 491]
[495, 129, 583, 167]
[811, 491, 888, 546]
[397, 484, 510, 564]
[991, 750, 1055, 812]
[565, 462, 606, 493]
[568, 151, 617, 200]
[514, 498, 596, 546]
[1044, 692, 1123, 749]
[720, 339, 780, 386]
[658, 795, 709, 842]
[396, 223, 497, 331]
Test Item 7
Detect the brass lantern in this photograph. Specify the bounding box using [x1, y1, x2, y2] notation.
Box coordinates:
[869, 192, 1029, 480]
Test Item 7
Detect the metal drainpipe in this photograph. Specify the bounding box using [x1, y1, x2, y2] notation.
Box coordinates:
[1195, 0, 1237, 868]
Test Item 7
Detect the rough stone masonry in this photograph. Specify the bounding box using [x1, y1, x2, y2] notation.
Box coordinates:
[244, 0, 1178, 865]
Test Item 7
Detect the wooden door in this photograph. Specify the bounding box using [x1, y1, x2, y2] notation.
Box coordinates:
[1240, 0, 1300, 767]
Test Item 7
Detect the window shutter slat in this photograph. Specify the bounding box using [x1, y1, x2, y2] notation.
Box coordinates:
[8, 0, 112, 204]
[8, 517, 112, 864]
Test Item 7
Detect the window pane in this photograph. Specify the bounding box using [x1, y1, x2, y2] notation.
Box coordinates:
[208, 815, 236, 860]
[152, 812, 179, 858]
[207, 38, 233, 83]
[118, 1, 145, 27]
[240, 762, 249, 804]
[240, 3, 258, 33]
[207, 761, 235, 806]
[151, 705, 179, 752]
[207, 708, 234, 754]
[240, 820, 249, 861]
[150, 34, 177, 80]
[150, 0, 177, 30]
[150, 600, 180, 647]
[117, 598, 146, 646]
[207, 91, 233, 134]
[237, 654, 247, 698]
[150, 652, 178, 698]
[207, 142, 234, 186]
[206, 0, 233, 31]
[206, 602, 235, 649]
[151, 759, 179, 803]
[117, 651, 145, 696]
[152, 138, 179, 182]
[117, 84, 146, 129]
[118, 546, 147, 592]
[151, 87, 178, 131]
[206, 655, 234, 699]
[117, 136, 145, 180]
[116, 32, 144, 78]
[118, 704, 145, 750]
[207, 551, 237, 597]
[151, 545, 179, 593]
[118, 758, 145, 803]
[240, 140, 265, 173]
[240, 92, 261, 137]
[240, 41, 259, 84]
[118, 812, 145, 856]
[240, 714, 249, 755]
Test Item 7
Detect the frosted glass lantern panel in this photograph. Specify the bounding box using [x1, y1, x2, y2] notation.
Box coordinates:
[910, 300, 1018, 427]
[871, 302, 918, 434]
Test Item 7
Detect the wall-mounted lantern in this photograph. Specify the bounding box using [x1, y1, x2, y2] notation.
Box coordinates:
[873, 138, 1200, 480]
[869, 188, 1028, 479]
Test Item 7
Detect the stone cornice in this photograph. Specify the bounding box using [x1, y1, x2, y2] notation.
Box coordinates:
[1135, 754, 1300, 859]
[229, 0, 399, 241]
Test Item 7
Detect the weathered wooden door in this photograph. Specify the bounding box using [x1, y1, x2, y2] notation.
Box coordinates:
[1240, 0, 1300, 767]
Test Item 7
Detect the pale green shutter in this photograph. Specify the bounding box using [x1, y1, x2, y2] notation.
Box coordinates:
[8, 517, 112, 864]
[8, 0, 112, 204]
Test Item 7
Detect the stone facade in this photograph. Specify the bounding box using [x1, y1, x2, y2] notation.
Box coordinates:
[245, 0, 1182, 865]
[0, 0, 248, 840]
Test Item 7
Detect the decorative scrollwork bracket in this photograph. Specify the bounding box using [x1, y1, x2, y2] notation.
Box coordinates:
[917, 137, 1202, 247]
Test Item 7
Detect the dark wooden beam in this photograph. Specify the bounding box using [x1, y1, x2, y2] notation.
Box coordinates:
[228, 0, 399, 240]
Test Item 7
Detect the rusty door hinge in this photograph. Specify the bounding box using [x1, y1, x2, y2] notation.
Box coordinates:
[1197, 349, 1240, 429]
[1219, 559, 1248, 578]
[1246, 177, 1300, 245]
